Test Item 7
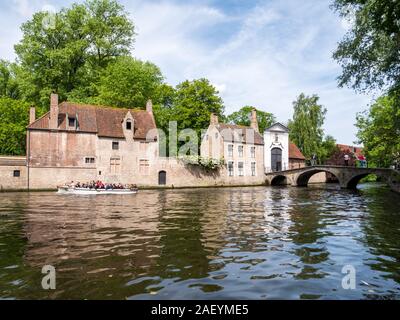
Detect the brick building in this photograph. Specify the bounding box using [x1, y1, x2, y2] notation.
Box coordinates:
[26, 94, 159, 188]
[326, 144, 364, 167]
[1, 95, 311, 190]
[200, 110, 264, 179]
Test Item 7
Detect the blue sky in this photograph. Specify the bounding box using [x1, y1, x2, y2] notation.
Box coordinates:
[0, 0, 377, 145]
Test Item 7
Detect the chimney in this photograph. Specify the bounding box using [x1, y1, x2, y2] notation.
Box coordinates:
[250, 109, 259, 133]
[210, 113, 219, 126]
[29, 106, 36, 124]
[49, 93, 59, 129]
[146, 99, 153, 114]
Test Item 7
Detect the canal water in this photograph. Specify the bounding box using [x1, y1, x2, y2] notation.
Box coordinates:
[0, 184, 399, 300]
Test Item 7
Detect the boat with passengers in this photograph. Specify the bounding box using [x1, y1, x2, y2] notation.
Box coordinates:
[58, 181, 138, 195]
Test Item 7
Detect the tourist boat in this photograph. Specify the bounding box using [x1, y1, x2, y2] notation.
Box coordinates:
[57, 186, 138, 195]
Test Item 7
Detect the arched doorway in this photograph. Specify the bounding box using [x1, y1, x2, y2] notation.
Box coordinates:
[271, 148, 282, 172]
[158, 171, 167, 185]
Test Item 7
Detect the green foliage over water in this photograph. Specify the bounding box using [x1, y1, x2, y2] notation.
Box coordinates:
[332, 0, 400, 94]
[355, 95, 400, 168]
[332, 0, 400, 169]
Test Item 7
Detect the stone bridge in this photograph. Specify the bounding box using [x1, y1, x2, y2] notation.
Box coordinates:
[265, 165, 400, 192]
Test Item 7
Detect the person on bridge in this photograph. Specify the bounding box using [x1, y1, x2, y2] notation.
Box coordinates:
[311, 154, 317, 166]
[344, 154, 350, 166]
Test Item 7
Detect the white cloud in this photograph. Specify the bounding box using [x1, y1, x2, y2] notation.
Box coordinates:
[1, 0, 374, 145]
[12, 0, 33, 17]
[128, 0, 373, 145]
[214, 83, 226, 94]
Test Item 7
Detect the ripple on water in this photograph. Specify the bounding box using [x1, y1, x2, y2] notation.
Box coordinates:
[0, 185, 399, 299]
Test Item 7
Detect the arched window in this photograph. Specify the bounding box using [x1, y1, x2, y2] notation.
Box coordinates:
[158, 171, 167, 185]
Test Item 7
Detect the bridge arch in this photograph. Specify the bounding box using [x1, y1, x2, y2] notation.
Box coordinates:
[271, 175, 288, 186]
[295, 169, 340, 187]
[266, 166, 399, 192]
[344, 172, 388, 189]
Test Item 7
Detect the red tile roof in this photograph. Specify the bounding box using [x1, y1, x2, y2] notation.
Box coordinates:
[289, 142, 305, 160]
[337, 144, 364, 158]
[28, 102, 157, 140]
[216, 123, 264, 145]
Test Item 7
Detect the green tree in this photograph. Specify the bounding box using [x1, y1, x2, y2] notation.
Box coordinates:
[14, 0, 135, 108]
[332, 0, 400, 168]
[332, 0, 400, 93]
[0, 60, 20, 99]
[152, 79, 224, 156]
[226, 106, 275, 133]
[94, 56, 164, 108]
[0, 98, 30, 155]
[288, 93, 327, 161]
[172, 79, 225, 132]
[85, 0, 135, 68]
[320, 135, 338, 164]
[356, 95, 400, 167]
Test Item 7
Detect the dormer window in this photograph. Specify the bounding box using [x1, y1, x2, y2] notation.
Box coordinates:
[68, 117, 76, 128]
[126, 120, 132, 130]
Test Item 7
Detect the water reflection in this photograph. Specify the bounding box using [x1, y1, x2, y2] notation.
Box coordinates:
[0, 184, 399, 299]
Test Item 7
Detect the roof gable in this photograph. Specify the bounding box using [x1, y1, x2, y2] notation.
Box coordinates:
[289, 141, 305, 160]
[265, 122, 289, 133]
[215, 123, 264, 145]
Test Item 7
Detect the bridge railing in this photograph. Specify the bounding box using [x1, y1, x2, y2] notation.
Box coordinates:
[265, 164, 289, 173]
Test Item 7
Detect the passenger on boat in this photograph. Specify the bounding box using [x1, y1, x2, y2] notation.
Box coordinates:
[67, 181, 137, 190]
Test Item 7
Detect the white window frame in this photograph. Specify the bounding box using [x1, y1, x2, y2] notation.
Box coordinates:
[238, 145, 244, 157]
[238, 162, 244, 176]
[251, 162, 256, 176]
[228, 144, 234, 157]
[228, 161, 234, 177]
[250, 146, 256, 158]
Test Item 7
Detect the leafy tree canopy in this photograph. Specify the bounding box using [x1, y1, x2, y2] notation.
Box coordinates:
[0, 98, 30, 155]
[0, 60, 20, 100]
[332, 0, 400, 93]
[91, 56, 164, 108]
[288, 93, 327, 161]
[226, 105, 276, 133]
[152, 79, 224, 156]
[320, 135, 338, 164]
[14, 0, 135, 109]
[356, 95, 400, 167]
[172, 79, 225, 132]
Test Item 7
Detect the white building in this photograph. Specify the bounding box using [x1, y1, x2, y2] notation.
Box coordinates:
[264, 123, 290, 172]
